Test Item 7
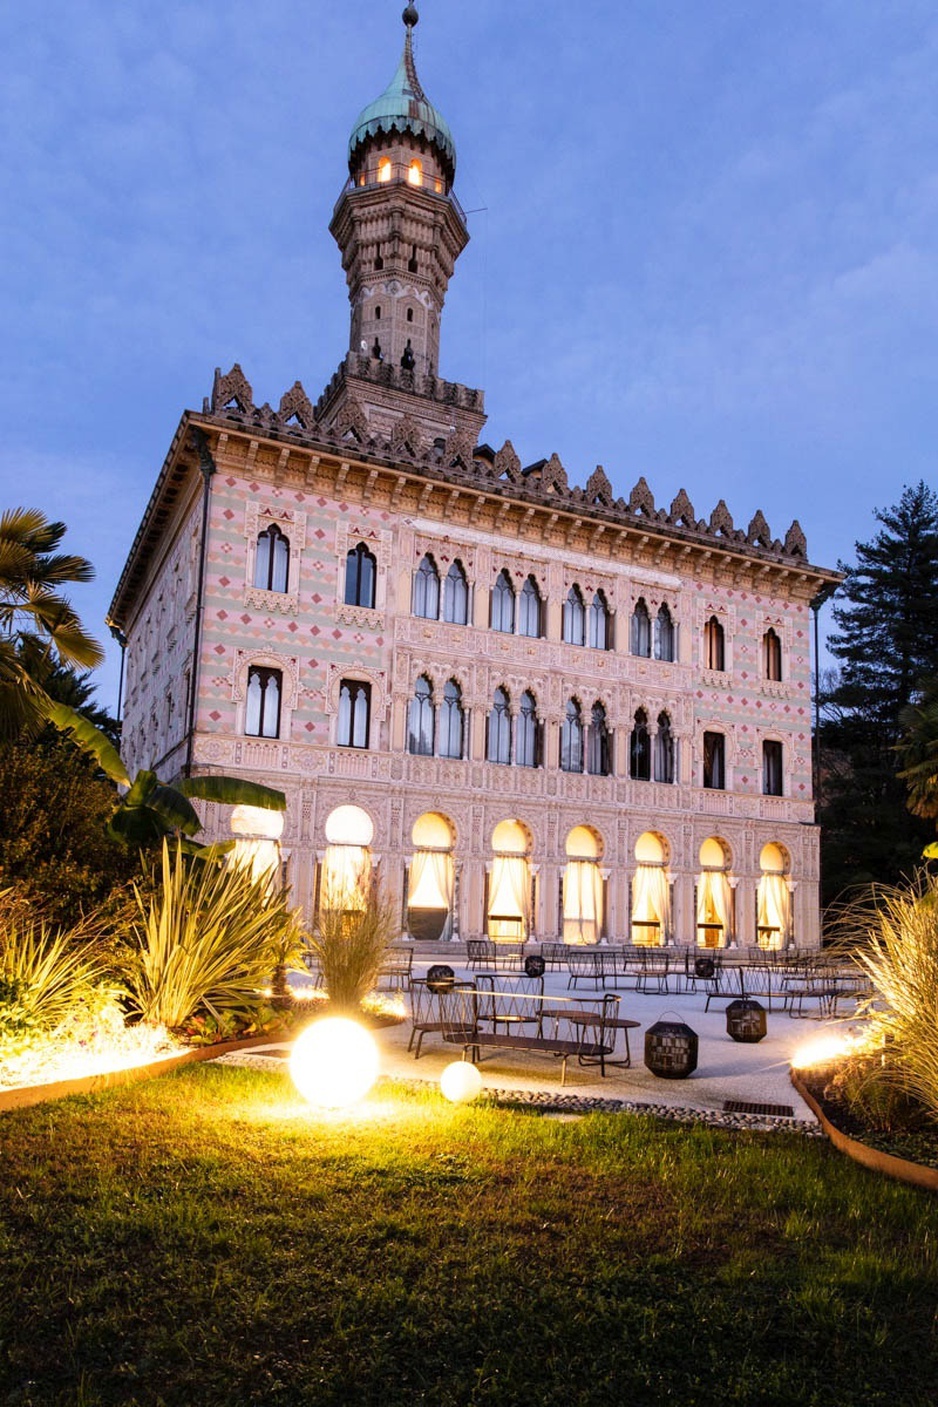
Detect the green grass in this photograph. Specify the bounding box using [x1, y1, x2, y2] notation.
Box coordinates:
[1, 1066, 937, 1406]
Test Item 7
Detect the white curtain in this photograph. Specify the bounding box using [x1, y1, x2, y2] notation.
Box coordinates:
[563, 860, 603, 945]
[321, 843, 371, 911]
[228, 838, 280, 892]
[757, 874, 790, 948]
[408, 848, 456, 939]
[696, 870, 731, 946]
[631, 864, 670, 946]
[488, 853, 531, 940]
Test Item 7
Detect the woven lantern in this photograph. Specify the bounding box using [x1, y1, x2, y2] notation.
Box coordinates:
[426, 964, 455, 993]
[725, 998, 767, 1043]
[644, 1014, 699, 1079]
[524, 954, 546, 979]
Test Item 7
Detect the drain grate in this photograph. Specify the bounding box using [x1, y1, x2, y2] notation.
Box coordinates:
[723, 1099, 795, 1119]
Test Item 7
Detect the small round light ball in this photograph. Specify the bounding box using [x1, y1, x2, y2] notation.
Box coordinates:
[440, 1061, 482, 1104]
[290, 1017, 379, 1109]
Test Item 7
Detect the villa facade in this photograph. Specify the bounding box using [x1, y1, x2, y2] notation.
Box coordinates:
[108, 8, 839, 950]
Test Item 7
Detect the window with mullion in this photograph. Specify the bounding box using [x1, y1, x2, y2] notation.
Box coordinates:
[345, 542, 377, 608]
[412, 555, 440, 619]
[519, 575, 542, 638]
[562, 586, 586, 646]
[516, 690, 541, 767]
[338, 679, 371, 748]
[491, 570, 515, 633]
[630, 708, 651, 780]
[245, 666, 282, 738]
[407, 675, 435, 755]
[443, 561, 469, 624]
[254, 525, 289, 593]
[487, 687, 512, 764]
[438, 680, 465, 758]
[560, 699, 584, 772]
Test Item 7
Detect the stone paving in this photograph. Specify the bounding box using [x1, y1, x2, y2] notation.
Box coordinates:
[219, 958, 866, 1137]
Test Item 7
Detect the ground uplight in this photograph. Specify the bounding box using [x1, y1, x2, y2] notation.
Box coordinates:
[290, 1017, 379, 1108]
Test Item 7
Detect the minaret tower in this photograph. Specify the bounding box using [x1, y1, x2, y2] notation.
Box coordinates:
[329, 4, 468, 379]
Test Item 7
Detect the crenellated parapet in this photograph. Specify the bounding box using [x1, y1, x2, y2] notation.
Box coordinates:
[206, 361, 810, 564]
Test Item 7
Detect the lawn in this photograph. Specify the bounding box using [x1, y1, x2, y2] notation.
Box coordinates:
[1, 1064, 936, 1406]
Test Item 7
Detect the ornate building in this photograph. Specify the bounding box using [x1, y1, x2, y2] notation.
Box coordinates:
[108, 7, 839, 949]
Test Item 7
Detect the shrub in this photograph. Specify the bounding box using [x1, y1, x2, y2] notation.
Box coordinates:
[305, 877, 398, 1013]
[848, 873, 938, 1121]
[0, 890, 109, 1039]
[124, 841, 305, 1030]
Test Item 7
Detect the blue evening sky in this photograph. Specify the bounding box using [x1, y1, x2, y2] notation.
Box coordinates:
[2, 1, 936, 711]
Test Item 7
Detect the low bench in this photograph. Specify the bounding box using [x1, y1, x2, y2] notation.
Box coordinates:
[436, 979, 636, 1085]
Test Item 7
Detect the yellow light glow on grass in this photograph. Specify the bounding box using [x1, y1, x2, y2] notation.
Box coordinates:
[289, 1017, 379, 1109]
[440, 1061, 482, 1103]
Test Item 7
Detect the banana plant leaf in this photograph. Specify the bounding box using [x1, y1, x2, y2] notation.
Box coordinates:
[179, 775, 286, 810]
[45, 701, 130, 786]
[925, 843, 938, 860]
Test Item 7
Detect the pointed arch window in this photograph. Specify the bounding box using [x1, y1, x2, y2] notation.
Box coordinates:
[763, 740, 783, 796]
[245, 667, 282, 739]
[589, 591, 611, 650]
[630, 599, 651, 657]
[412, 554, 440, 619]
[704, 615, 725, 671]
[516, 690, 541, 768]
[654, 711, 675, 783]
[407, 675, 435, 756]
[560, 699, 584, 773]
[377, 157, 392, 183]
[630, 708, 651, 780]
[254, 524, 289, 593]
[338, 680, 371, 749]
[654, 604, 675, 662]
[703, 731, 726, 789]
[487, 687, 512, 764]
[587, 701, 612, 776]
[345, 542, 376, 608]
[519, 575, 543, 638]
[562, 585, 586, 646]
[491, 570, 515, 634]
[408, 159, 423, 187]
[438, 680, 465, 759]
[763, 628, 782, 682]
[443, 560, 469, 625]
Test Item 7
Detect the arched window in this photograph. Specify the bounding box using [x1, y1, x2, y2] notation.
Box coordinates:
[703, 731, 725, 789]
[763, 740, 783, 795]
[654, 604, 675, 662]
[630, 708, 651, 780]
[345, 542, 376, 608]
[516, 690, 540, 768]
[560, 699, 584, 772]
[487, 687, 512, 764]
[630, 599, 651, 657]
[519, 575, 542, 638]
[254, 524, 289, 593]
[562, 585, 585, 646]
[338, 679, 371, 749]
[377, 157, 392, 183]
[407, 675, 435, 756]
[412, 554, 440, 619]
[408, 159, 422, 186]
[245, 666, 282, 739]
[438, 680, 465, 759]
[704, 615, 725, 671]
[763, 628, 782, 681]
[589, 591, 611, 650]
[654, 711, 675, 783]
[587, 701, 612, 776]
[443, 560, 469, 625]
[491, 569, 515, 633]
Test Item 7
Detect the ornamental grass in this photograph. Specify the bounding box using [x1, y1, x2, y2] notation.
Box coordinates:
[0, 888, 108, 1041]
[124, 840, 305, 1029]
[846, 872, 938, 1122]
[305, 875, 398, 1012]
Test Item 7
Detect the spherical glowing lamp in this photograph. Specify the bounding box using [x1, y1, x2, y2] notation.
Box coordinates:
[440, 1061, 482, 1104]
[290, 1017, 379, 1109]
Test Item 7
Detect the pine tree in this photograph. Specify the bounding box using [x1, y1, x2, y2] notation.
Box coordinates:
[819, 482, 938, 901]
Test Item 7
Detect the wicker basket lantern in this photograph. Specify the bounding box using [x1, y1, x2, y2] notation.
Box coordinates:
[644, 1014, 699, 1079]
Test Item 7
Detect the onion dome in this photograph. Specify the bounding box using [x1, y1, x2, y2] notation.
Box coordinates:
[348, 5, 456, 175]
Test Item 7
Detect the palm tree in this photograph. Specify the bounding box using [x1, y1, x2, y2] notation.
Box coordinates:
[897, 674, 938, 859]
[0, 508, 103, 738]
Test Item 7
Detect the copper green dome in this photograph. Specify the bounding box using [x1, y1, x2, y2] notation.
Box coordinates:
[348, 7, 456, 174]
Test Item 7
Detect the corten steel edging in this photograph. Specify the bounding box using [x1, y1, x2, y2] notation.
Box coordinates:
[791, 1068, 938, 1195]
[0, 1035, 283, 1115]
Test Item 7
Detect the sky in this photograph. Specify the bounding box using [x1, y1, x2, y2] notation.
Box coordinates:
[2, 0, 937, 713]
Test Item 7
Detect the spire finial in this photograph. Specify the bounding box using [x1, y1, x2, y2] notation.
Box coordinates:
[402, 4, 419, 27]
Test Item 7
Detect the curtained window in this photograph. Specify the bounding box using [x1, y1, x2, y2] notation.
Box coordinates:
[407, 675, 435, 755]
[560, 699, 584, 772]
[487, 687, 512, 764]
[438, 680, 465, 759]
[245, 666, 282, 738]
[345, 542, 376, 608]
[412, 554, 440, 619]
[491, 570, 515, 633]
[763, 628, 782, 681]
[516, 690, 540, 767]
[519, 575, 542, 638]
[704, 615, 725, 671]
[654, 604, 675, 661]
[630, 599, 651, 657]
[338, 679, 371, 748]
[588, 591, 611, 650]
[630, 708, 651, 780]
[562, 585, 586, 645]
[254, 525, 289, 593]
[587, 701, 611, 776]
[443, 560, 469, 624]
